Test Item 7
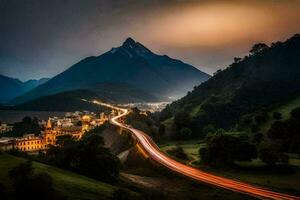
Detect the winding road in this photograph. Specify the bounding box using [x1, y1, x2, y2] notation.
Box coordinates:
[94, 100, 300, 200]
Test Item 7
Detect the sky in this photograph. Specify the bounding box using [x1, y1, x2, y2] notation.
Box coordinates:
[1, 0, 300, 81]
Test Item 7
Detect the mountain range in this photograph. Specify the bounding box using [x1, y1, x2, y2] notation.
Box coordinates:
[0, 75, 49, 103]
[12, 90, 110, 112]
[10, 38, 210, 105]
[161, 34, 300, 132]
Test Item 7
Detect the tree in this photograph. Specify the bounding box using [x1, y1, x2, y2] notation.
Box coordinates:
[235, 141, 257, 162]
[267, 120, 289, 140]
[167, 146, 188, 160]
[174, 111, 191, 129]
[9, 161, 34, 193]
[174, 112, 190, 129]
[291, 107, 300, 119]
[10, 116, 41, 137]
[55, 135, 75, 146]
[240, 114, 253, 127]
[234, 57, 242, 63]
[272, 112, 282, 120]
[199, 133, 257, 167]
[46, 133, 119, 183]
[291, 33, 300, 39]
[158, 124, 166, 136]
[177, 127, 192, 140]
[259, 144, 288, 166]
[85, 123, 108, 135]
[202, 124, 215, 135]
[9, 161, 56, 200]
[254, 110, 269, 125]
[250, 43, 268, 54]
[267, 109, 300, 154]
[213, 69, 222, 76]
[252, 132, 263, 144]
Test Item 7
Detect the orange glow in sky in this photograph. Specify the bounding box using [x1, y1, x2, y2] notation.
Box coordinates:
[139, 2, 300, 49]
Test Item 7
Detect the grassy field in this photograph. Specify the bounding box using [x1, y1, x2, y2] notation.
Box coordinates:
[0, 153, 116, 200]
[274, 96, 300, 119]
[160, 139, 204, 162]
[159, 141, 300, 196]
[260, 96, 300, 132]
[205, 159, 300, 196]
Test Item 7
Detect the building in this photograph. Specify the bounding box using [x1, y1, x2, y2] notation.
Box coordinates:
[0, 138, 14, 151]
[15, 134, 44, 152]
[0, 124, 13, 133]
[0, 111, 111, 152]
[43, 119, 57, 146]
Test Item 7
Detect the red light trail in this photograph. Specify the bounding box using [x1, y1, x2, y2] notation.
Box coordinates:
[93, 101, 300, 200]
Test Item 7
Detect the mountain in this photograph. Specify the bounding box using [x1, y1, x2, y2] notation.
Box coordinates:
[22, 77, 49, 91]
[13, 89, 110, 112]
[0, 75, 49, 103]
[0, 75, 23, 103]
[11, 38, 210, 105]
[161, 34, 300, 132]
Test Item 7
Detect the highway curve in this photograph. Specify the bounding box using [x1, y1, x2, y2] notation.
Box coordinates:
[93, 101, 300, 200]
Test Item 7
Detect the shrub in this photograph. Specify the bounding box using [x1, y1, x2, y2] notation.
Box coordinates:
[45, 133, 120, 183]
[199, 133, 257, 167]
[254, 111, 269, 125]
[272, 112, 282, 120]
[174, 111, 191, 129]
[177, 127, 192, 140]
[259, 143, 289, 166]
[9, 161, 56, 200]
[252, 132, 264, 144]
[202, 124, 215, 135]
[158, 124, 166, 136]
[291, 107, 300, 119]
[167, 146, 189, 160]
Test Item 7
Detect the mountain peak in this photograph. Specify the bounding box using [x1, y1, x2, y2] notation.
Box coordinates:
[123, 37, 136, 46]
[110, 37, 152, 57]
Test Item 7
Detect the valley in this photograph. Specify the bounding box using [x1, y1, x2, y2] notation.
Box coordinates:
[1, 3, 300, 198]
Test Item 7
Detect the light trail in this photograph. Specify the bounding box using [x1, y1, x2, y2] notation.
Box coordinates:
[93, 100, 300, 200]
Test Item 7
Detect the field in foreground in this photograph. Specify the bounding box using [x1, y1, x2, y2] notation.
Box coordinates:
[160, 141, 300, 196]
[0, 153, 116, 200]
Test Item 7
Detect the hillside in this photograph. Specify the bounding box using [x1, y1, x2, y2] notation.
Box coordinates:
[12, 90, 110, 112]
[161, 34, 300, 133]
[11, 38, 210, 104]
[0, 154, 116, 200]
[22, 78, 49, 91]
[0, 75, 49, 103]
[259, 95, 300, 133]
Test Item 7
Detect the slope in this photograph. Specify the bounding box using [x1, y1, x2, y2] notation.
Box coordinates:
[0, 154, 115, 200]
[161, 34, 300, 132]
[13, 89, 110, 112]
[0, 75, 49, 103]
[11, 38, 210, 104]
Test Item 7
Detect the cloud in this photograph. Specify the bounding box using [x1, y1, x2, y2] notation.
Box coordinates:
[0, 0, 299, 79]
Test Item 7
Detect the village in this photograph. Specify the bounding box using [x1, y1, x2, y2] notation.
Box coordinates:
[0, 109, 121, 152]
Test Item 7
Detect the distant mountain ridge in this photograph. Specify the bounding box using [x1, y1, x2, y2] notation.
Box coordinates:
[161, 34, 300, 132]
[0, 75, 49, 103]
[12, 89, 110, 112]
[11, 38, 210, 105]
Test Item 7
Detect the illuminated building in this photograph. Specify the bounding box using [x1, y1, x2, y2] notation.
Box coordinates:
[0, 124, 13, 133]
[0, 111, 110, 152]
[0, 138, 14, 151]
[15, 134, 44, 152]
